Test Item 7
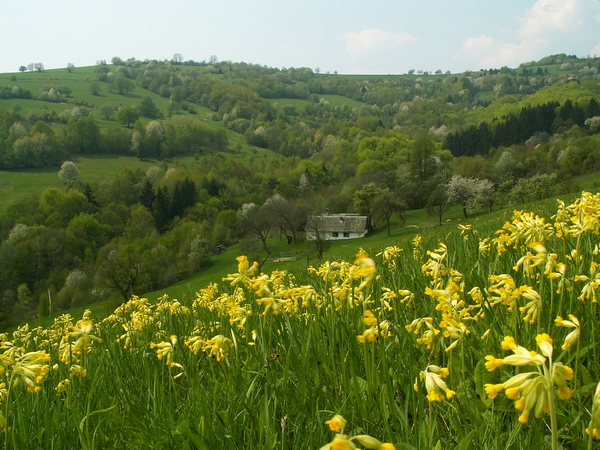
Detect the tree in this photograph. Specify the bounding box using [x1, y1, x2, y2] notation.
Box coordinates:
[65, 116, 101, 153]
[100, 246, 150, 302]
[426, 186, 449, 226]
[263, 194, 308, 243]
[237, 203, 271, 254]
[139, 96, 160, 118]
[89, 81, 101, 96]
[19, 66, 27, 73]
[66, 63, 75, 73]
[117, 106, 140, 128]
[306, 217, 331, 260]
[112, 76, 135, 95]
[371, 188, 408, 236]
[58, 161, 80, 183]
[446, 175, 477, 219]
[99, 105, 114, 120]
[34, 62, 44, 72]
[353, 183, 386, 231]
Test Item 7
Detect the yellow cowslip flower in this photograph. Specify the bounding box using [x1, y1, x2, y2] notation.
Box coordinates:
[513, 243, 546, 278]
[321, 414, 390, 450]
[397, 289, 414, 305]
[501, 210, 555, 248]
[150, 335, 182, 369]
[478, 237, 491, 256]
[484, 334, 574, 424]
[545, 258, 569, 294]
[248, 329, 258, 346]
[406, 317, 440, 349]
[458, 223, 472, 237]
[325, 414, 347, 433]
[320, 436, 355, 450]
[555, 315, 580, 350]
[352, 249, 376, 291]
[586, 382, 600, 440]
[417, 365, 455, 402]
[11, 350, 51, 393]
[357, 320, 392, 343]
[422, 242, 448, 288]
[55, 379, 70, 395]
[68, 318, 103, 354]
[363, 310, 377, 326]
[223, 255, 258, 286]
[200, 335, 233, 362]
[576, 261, 600, 302]
[69, 364, 87, 378]
[502, 336, 518, 350]
[377, 245, 403, 263]
[412, 234, 423, 261]
[518, 287, 542, 324]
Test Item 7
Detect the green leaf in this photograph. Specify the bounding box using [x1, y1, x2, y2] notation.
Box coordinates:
[454, 430, 476, 450]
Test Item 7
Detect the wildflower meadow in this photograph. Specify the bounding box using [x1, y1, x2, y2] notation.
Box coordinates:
[2, 192, 600, 449]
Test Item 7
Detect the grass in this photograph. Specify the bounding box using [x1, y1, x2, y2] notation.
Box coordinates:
[3, 191, 600, 448]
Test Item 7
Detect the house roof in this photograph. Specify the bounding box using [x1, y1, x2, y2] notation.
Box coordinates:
[306, 214, 368, 233]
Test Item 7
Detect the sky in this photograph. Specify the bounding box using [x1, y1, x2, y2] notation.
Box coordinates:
[2, 0, 600, 75]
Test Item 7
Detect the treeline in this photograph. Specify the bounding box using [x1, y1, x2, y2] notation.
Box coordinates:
[444, 98, 600, 156]
[0, 109, 228, 169]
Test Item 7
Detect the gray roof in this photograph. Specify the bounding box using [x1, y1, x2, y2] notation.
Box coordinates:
[306, 214, 368, 233]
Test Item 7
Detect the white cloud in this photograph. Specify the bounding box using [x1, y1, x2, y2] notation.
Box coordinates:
[343, 28, 417, 58]
[518, 0, 581, 41]
[456, 0, 592, 70]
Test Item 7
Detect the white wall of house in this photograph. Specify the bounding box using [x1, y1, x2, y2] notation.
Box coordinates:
[306, 230, 367, 241]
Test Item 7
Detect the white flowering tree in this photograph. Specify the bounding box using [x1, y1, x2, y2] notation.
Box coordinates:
[447, 175, 495, 218]
[58, 161, 80, 183]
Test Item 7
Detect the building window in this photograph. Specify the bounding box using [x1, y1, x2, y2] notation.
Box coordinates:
[332, 232, 339, 237]
[343, 232, 350, 237]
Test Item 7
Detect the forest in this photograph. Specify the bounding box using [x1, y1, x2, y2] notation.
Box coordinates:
[0, 53, 600, 329]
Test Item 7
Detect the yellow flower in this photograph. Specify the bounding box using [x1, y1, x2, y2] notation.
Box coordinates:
[484, 334, 573, 426]
[501, 336, 517, 350]
[485, 355, 505, 371]
[586, 382, 600, 440]
[150, 335, 182, 369]
[325, 414, 347, 433]
[223, 255, 258, 286]
[484, 383, 504, 399]
[330, 437, 352, 450]
[535, 333, 553, 357]
[363, 310, 377, 326]
[418, 365, 455, 402]
[353, 249, 376, 291]
[11, 350, 51, 393]
[380, 444, 396, 450]
[555, 315, 580, 350]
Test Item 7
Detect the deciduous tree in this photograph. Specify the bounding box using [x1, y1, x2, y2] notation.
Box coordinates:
[58, 161, 80, 183]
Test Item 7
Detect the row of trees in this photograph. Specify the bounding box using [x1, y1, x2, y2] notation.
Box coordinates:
[444, 99, 600, 156]
[0, 107, 228, 169]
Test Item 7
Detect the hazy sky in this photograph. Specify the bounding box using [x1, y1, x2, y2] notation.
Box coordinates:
[2, 0, 600, 74]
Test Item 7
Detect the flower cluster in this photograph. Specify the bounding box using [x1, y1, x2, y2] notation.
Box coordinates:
[485, 334, 573, 424]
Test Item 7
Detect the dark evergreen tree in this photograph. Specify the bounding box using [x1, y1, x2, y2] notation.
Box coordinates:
[153, 186, 171, 233]
[139, 179, 155, 210]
